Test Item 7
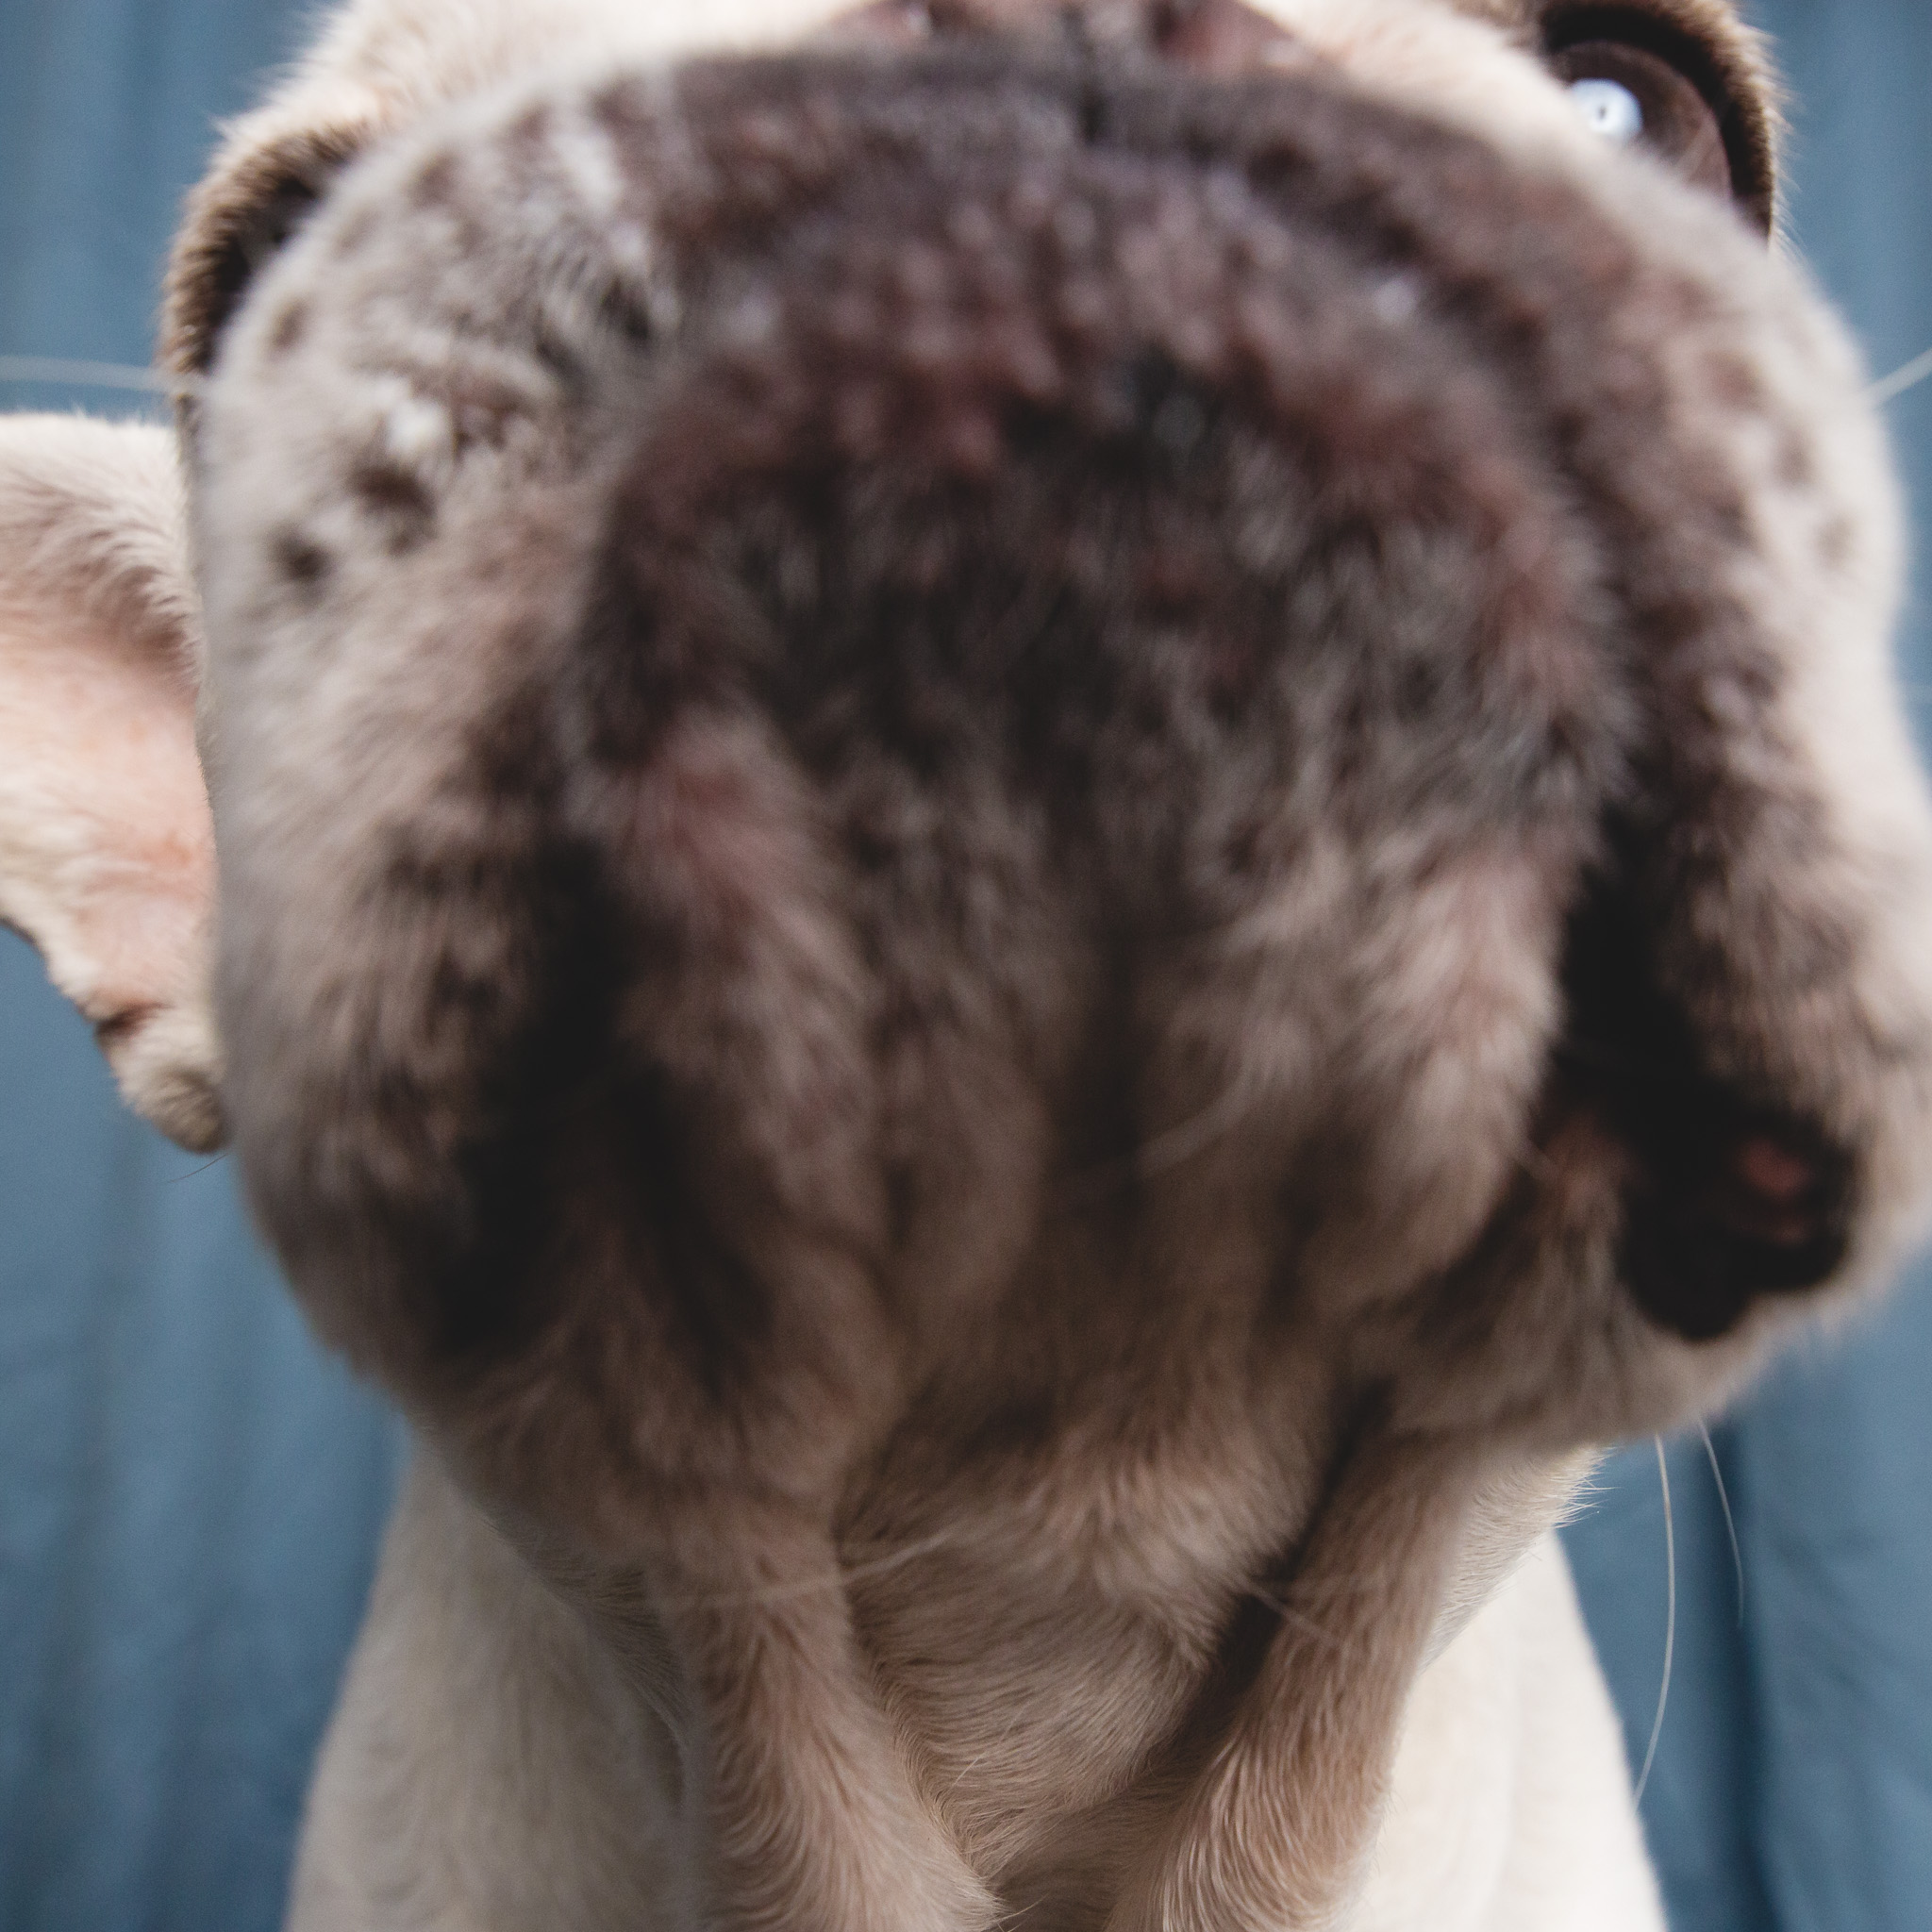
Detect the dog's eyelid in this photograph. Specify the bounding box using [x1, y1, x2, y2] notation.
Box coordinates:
[1540, 5, 1774, 235]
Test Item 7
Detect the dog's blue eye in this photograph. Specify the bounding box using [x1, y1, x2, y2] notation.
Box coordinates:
[1569, 76, 1644, 146]
[1545, 35, 1764, 229]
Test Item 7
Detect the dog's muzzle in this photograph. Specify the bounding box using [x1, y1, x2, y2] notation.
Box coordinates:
[191, 33, 1930, 1483]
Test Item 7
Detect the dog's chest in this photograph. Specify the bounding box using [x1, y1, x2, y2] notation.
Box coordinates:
[841, 1350, 1336, 1874]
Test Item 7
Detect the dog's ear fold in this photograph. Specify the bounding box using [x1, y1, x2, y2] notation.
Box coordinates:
[0, 414, 224, 1151]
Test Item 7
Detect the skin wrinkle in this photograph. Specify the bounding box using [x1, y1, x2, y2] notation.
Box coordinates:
[1, 2, 1929, 1930]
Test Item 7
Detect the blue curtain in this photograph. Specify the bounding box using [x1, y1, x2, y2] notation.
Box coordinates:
[1, 4, 1927, 1928]
[1, 23, 405, 1932]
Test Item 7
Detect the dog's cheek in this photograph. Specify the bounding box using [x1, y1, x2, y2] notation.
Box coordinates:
[1374, 175, 1932, 1400]
[213, 670, 908, 1546]
[1709, 289, 1932, 1280]
[1603, 219, 1932, 1343]
[196, 339, 909, 1557]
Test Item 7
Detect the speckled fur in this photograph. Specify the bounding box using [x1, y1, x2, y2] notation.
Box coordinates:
[3, 3, 1930, 1930]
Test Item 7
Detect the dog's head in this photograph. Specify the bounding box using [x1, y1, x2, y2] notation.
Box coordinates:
[3, 0, 1929, 1548]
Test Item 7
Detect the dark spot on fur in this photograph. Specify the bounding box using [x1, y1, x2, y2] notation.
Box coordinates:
[1704, 353, 1765, 412]
[331, 204, 378, 262]
[883, 1158, 919, 1252]
[350, 457, 437, 551]
[411, 154, 458, 211]
[510, 103, 556, 162]
[532, 323, 590, 394]
[1704, 487, 1752, 549]
[1221, 811, 1264, 875]
[267, 299, 308, 358]
[274, 527, 331, 590]
[468, 673, 562, 796]
[1124, 348, 1208, 455]
[598, 282, 658, 347]
[1392, 658, 1440, 724]
[1078, 78, 1111, 144]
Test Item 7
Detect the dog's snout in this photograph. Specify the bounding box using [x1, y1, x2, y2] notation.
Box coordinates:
[192, 26, 1932, 1487]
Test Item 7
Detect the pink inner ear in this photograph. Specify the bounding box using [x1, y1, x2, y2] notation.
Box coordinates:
[0, 600, 212, 1060]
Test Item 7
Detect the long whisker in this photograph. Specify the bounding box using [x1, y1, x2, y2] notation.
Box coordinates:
[1697, 1420, 1744, 1628]
[1869, 342, 1932, 408]
[1133, 1082, 1256, 1179]
[1055, 1078, 1255, 1207]
[1242, 1582, 1359, 1657]
[0, 355, 199, 399]
[650, 1524, 964, 1612]
[1632, 1436, 1675, 1810]
[164, 1154, 231, 1184]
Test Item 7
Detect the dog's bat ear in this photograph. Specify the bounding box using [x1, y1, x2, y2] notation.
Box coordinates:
[0, 414, 223, 1151]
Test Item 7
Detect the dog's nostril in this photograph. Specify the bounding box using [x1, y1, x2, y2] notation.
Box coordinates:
[1558, 880, 1857, 1342]
[1732, 1136, 1815, 1204]
[1622, 1107, 1857, 1338]
[1727, 1135, 1830, 1236]
[1691, 1128, 1852, 1263]
[1622, 1126, 1852, 1345]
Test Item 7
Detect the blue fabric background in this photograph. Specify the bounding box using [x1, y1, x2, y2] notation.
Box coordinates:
[1, 3, 1928, 1926]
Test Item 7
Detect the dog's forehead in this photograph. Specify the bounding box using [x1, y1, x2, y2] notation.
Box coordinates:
[163, 0, 1769, 376]
[275, 0, 1759, 92]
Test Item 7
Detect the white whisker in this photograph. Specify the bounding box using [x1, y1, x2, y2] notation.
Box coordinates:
[1632, 1436, 1674, 1810]
[1245, 1585, 1355, 1657]
[1869, 342, 1932, 408]
[652, 1525, 963, 1612]
[1054, 1079, 1254, 1206]
[0, 355, 198, 399]
[1134, 1083, 1255, 1179]
[1697, 1420, 1744, 1628]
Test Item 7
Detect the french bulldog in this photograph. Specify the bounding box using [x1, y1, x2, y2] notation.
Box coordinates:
[4, 2, 1930, 1926]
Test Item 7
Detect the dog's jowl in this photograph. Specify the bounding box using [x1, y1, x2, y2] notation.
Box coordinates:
[4, 2, 1931, 1928]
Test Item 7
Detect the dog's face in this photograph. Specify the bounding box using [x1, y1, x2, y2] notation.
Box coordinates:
[4, 0, 1931, 1923]
[145, 0, 1930, 1505]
